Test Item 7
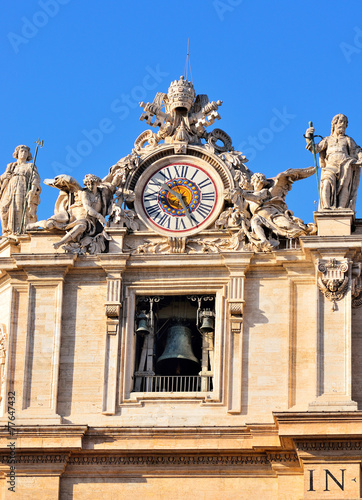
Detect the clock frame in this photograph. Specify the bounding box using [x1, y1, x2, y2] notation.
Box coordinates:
[134, 156, 225, 237]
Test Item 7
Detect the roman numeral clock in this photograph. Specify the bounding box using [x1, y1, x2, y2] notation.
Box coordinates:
[134, 158, 224, 237]
[125, 76, 237, 241]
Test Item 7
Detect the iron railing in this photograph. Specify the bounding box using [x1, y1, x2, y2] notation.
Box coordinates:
[134, 375, 212, 393]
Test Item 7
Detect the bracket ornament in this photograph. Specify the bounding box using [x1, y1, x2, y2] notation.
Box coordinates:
[105, 279, 122, 334]
[229, 301, 243, 334]
[317, 258, 349, 311]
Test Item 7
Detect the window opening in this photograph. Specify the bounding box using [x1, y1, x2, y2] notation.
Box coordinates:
[133, 295, 215, 393]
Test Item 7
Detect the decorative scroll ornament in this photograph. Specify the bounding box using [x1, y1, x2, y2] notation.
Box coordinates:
[206, 128, 233, 153]
[317, 258, 349, 311]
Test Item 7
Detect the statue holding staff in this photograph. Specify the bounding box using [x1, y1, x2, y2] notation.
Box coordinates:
[0, 145, 41, 236]
[305, 115, 362, 210]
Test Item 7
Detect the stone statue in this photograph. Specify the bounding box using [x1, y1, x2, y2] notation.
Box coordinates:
[136, 76, 228, 154]
[216, 167, 316, 252]
[0, 145, 41, 236]
[242, 170, 315, 250]
[305, 114, 362, 210]
[27, 173, 122, 254]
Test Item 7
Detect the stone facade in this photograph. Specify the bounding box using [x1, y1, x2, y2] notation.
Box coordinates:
[1, 79, 362, 499]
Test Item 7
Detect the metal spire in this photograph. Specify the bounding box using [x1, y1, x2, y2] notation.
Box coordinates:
[184, 38, 193, 83]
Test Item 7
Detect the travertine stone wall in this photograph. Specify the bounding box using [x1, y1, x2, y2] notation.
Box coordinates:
[58, 272, 107, 418]
[1, 222, 362, 499]
[352, 305, 362, 404]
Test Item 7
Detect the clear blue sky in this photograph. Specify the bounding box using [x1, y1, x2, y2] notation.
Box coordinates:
[1, 0, 362, 224]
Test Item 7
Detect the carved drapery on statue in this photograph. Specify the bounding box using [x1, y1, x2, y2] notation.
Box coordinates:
[305, 114, 362, 211]
[0, 145, 41, 236]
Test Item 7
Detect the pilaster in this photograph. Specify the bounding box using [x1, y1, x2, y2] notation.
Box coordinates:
[223, 253, 253, 414]
[97, 254, 129, 415]
[301, 235, 360, 411]
[12, 254, 76, 423]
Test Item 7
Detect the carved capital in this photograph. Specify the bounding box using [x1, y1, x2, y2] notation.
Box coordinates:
[317, 258, 349, 311]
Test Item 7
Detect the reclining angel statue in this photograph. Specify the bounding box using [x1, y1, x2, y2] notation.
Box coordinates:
[27, 172, 124, 254]
[217, 166, 316, 251]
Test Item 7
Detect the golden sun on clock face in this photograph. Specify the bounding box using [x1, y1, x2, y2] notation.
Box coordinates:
[139, 162, 219, 236]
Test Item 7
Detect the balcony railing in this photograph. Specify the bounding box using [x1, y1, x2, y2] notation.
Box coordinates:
[134, 375, 212, 393]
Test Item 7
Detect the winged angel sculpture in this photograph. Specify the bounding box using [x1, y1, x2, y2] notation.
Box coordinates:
[215, 166, 316, 252]
[27, 165, 139, 254]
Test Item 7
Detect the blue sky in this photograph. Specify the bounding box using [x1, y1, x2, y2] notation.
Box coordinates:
[1, 0, 362, 224]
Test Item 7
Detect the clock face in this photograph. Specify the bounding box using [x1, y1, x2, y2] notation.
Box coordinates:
[138, 162, 220, 236]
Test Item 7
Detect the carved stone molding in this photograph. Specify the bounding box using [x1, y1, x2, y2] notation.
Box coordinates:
[267, 453, 299, 464]
[0, 454, 69, 464]
[296, 440, 362, 452]
[68, 454, 270, 467]
[317, 258, 349, 310]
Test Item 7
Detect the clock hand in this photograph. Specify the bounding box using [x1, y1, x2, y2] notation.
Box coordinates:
[177, 195, 194, 226]
[157, 181, 194, 226]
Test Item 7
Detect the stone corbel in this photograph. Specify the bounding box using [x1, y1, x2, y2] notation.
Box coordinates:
[228, 300, 244, 334]
[105, 279, 122, 335]
[317, 258, 349, 311]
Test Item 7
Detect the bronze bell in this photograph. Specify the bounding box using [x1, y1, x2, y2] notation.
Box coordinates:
[199, 312, 215, 333]
[157, 324, 200, 375]
[136, 311, 150, 336]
